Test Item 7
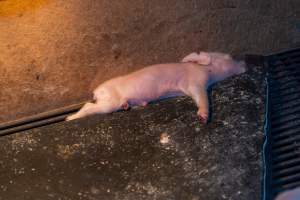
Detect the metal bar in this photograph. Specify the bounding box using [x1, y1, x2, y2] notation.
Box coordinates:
[274, 47, 300, 58]
[273, 165, 300, 179]
[272, 145, 298, 157]
[273, 153, 299, 164]
[271, 100, 300, 113]
[271, 120, 300, 135]
[272, 95, 300, 107]
[272, 128, 300, 141]
[273, 173, 300, 187]
[270, 80, 300, 92]
[273, 135, 300, 149]
[0, 114, 69, 136]
[271, 70, 300, 80]
[273, 180, 300, 192]
[271, 110, 300, 124]
[273, 157, 300, 171]
[0, 102, 87, 136]
[278, 53, 300, 61]
[271, 62, 300, 73]
[271, 115, 300, 128]
[270, 88, 300, 100]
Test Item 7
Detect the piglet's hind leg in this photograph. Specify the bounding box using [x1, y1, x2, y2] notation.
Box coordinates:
[66, 103, 101, 121]
[66, 102, 104, 121]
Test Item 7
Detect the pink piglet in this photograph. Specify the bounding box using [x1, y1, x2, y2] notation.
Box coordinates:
[66, 51, 246, 123]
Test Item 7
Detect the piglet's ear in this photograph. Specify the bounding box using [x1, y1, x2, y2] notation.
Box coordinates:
[198, 52, 211, 65]
[181, 52, 199, 63]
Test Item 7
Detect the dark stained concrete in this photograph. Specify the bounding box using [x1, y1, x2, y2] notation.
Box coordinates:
[0, 0, 299, 199]
[0, 64, 265, 200]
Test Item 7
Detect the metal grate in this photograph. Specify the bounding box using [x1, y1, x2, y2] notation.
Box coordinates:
[264, 47, 300, 200]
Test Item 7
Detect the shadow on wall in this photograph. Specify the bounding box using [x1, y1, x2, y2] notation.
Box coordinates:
[0, 0, 49, 16]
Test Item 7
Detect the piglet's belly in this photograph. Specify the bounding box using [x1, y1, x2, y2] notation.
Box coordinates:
[127, 90, 184, 106]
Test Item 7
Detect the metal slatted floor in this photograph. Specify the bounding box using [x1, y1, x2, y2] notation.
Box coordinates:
[264, 47, 300, 200]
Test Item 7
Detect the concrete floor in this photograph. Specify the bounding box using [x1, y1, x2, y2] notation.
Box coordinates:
[0, 0, 299, 199]
[0, 64, 266, 199]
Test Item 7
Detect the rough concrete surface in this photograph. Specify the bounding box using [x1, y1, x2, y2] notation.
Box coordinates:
[0, 0, 299, 200]
[0, 64, 265, 200]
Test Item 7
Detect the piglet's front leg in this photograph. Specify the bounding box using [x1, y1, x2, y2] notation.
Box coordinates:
[188, 86, 209, 124]
[197, 89, 209, 124]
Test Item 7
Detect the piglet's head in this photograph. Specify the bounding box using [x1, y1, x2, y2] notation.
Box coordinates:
[199, 51, 247, 81]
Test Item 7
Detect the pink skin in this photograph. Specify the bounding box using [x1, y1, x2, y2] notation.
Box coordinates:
[66, 51, 246, 123]
[275, 188, 300, 200]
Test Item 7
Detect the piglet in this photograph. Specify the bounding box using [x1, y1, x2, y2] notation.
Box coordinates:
[66, 51, 246, 123]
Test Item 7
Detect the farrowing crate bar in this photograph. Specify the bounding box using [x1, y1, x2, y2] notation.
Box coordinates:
[0, 102, 85, 136]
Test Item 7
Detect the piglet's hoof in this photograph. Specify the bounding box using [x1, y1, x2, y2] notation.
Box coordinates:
[198, 114, 208, 124]
[66, 115, 76, 121]
[122, 102, 129, 110]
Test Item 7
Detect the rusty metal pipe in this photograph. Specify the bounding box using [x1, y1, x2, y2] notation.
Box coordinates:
[0, 102, 86, 136]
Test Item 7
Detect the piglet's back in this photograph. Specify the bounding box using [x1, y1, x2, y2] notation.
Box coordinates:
[115, 63, 194, 100]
